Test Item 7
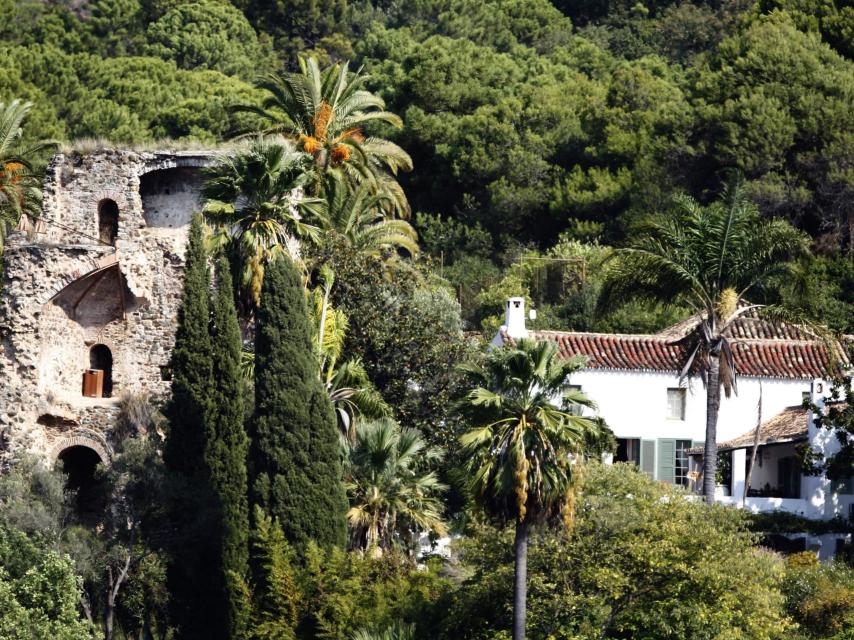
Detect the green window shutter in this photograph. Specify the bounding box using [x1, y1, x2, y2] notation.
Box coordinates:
[658, 439, 676, 484]
[640, 440, 656, 478]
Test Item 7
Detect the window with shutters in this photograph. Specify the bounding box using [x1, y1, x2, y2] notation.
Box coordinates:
[675, 440, 692, 486]
[658, 439, 676, 483]
[666, 388, 686, 420]
[615, 438, 641, 465]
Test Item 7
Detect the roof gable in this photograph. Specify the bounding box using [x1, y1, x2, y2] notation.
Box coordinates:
[686, 405, 809, 454]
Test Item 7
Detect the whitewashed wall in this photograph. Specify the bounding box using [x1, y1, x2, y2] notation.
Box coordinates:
[568, 369, 809, 443]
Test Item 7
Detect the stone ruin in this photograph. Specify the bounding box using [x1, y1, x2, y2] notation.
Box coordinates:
[0, 148, 218, 469]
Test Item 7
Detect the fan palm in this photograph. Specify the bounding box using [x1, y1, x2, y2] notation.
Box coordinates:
[457, 338, 597, 640]
[202, 136, 321, 313]
[0, 100, 46, 253]
[346, 418, 447, 554]
[315, 173, 418, 257]
[598, 175, 810, 503]
[239, 57, 412, 216]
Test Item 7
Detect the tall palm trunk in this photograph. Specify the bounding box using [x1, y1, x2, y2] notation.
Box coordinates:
[513, 520, 529, 640]
[702, 354, 721, 504]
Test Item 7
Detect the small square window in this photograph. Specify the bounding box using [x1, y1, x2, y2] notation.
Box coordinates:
[667, 388, 686, 420]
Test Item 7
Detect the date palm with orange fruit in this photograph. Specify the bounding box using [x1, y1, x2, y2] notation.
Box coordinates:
[238, 57, 413, 218]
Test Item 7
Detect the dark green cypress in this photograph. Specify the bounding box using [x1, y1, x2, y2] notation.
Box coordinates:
[164, 214, 221, 640]
[249, 255, 348, 549]
[164, 213, 213, 475]
[208, 255, 250, 638]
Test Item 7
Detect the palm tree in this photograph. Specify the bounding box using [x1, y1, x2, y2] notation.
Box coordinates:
[457, 339, 597, 640]
[0, 100, 46, 253]
[315, 173, 418, 257]
[240, 57, 412, 216]
[598, 175, 810, 503]
[326, 358, 390, 445]
[346, 418, 447, 554]
[202, 136, 321, 313]
[309, 266, 390, 443]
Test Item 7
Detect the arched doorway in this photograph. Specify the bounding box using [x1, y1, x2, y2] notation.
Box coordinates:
[98, 199, 119, 246]
[58, 445, 105, 521]
[89, 344, 113, 397]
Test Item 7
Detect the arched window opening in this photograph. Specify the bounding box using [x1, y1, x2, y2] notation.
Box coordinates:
[58, 445, 104, 520]
[86, 344, 113, 398]
[98, 199, 119, 246]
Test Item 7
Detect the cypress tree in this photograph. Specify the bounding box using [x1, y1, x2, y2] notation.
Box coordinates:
[208, 255, 250, 639]
[249, 255, 348, 549]
[164, 213, 213, 475]
[164, 214, 221, 640]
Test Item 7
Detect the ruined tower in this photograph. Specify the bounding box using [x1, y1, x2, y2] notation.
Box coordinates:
[0, 148, 217, 467]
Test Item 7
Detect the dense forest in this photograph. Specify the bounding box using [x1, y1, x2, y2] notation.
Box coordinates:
[1, 2, 854, 639]
[2, 0, 852, 333]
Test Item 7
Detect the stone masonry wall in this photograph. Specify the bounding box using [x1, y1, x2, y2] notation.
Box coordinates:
[1, 149, 217, 463]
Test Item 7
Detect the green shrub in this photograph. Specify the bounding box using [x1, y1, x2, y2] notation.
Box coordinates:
[0, 523, 97, 639]
[783, 557, 854, 638]
[440, 463, 793, 639]
[249, 511, 452, 640]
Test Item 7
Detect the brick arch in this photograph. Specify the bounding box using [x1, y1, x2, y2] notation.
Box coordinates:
[90, 190, 126, 243]
[91, 189, 126, 212]
[50, 432, 111, 464]
[38, 257, 120, 306]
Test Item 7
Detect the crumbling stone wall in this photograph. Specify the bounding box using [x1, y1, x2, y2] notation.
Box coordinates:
[140, 167, 205, 228]
[0, 149, 217, 464]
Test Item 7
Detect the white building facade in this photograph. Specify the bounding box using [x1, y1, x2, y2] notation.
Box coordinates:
[493, 297, 853, 541]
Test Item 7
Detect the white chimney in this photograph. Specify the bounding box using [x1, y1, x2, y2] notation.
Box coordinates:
[504, 297, 528, 339]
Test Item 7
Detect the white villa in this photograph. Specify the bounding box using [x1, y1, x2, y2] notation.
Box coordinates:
[493, 297, 853, 557]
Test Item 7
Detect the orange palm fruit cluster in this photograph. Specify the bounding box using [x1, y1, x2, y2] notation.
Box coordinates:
[300, 134, 322, 155]
[331, 144, 351, 164]
[312, 102, 333, 142]
[1, 161, 24, 185]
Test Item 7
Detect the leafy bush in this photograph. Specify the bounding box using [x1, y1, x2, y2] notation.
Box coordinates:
[440, 463, 793, 639]
[0, 523, 97, 639]
[250, 510, 452, 640]
[310, 238, 474, 447]
[782, 555, 854, 638]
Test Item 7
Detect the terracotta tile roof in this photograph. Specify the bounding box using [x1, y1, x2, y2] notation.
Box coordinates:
[527, 330, 845, 380]
[654, 307, 818, 341]
[686, 406, 809, 454]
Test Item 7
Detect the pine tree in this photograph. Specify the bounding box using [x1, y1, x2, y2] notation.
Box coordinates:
[163, 214, 221, 640]
[249, 255, 348, 549]
[209, 255, 250, 639]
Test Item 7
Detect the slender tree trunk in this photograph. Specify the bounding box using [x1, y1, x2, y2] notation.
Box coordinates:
[513, 520, 529, 640]
[744, 383, 763, 504]
[703, 355, 722, 504]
